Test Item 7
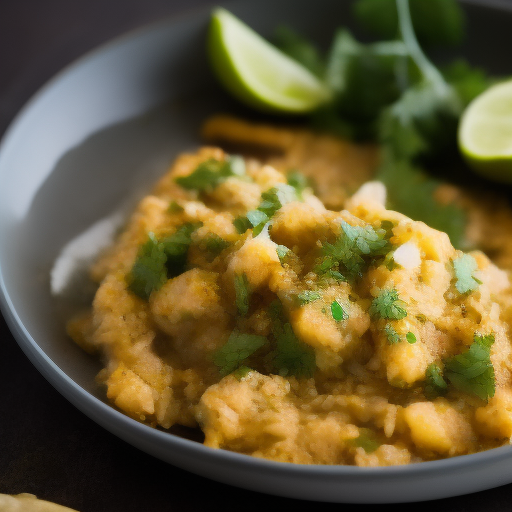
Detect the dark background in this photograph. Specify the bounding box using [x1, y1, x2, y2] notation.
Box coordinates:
[2, 1, 512, 511]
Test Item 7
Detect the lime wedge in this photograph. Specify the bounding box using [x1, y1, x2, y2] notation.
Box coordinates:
[459, 80, 512, 182]
[207, 8, 332, 114]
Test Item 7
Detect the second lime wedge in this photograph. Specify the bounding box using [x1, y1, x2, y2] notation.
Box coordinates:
[207, 8, 332, 114]
[459, 80, 512, 182]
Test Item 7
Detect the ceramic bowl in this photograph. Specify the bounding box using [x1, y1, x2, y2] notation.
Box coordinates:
[2, 0, 512, 503]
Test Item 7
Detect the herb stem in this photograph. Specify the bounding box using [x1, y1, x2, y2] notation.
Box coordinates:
[396, 0, 447, 93]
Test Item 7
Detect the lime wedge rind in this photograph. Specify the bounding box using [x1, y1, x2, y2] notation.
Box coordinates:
[459, 80, 512, 182]
[208, 8, 332, 114]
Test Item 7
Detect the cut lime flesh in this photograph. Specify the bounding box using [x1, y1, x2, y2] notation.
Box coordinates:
[208, 8, 332, 114]
[459, 80, 512, 182]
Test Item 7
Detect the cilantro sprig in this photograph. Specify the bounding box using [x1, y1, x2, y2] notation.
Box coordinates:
[127, 223, 201, 300]
[369, 289, 407, 320]
[269, 301, 316, 378]
[213, 330, 267, 376]
[452, 253, 482, 294]
[235, 184, 299, 236]
[444, 333, 495, 401]
[424, 333, 496, 401]
[318, 221, 390, 282]
[175, 155, 245, 192]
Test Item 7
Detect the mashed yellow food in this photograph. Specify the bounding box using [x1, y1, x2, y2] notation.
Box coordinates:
[68, 116, 512, 466]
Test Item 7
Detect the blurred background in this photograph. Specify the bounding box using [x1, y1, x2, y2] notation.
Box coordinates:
[2, 1, 512, 511]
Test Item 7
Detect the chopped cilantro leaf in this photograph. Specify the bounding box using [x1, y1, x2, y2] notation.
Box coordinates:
[320, 221, 390, 282]
[167, 201, 184, 214]
[384, 324, 401, 344]
[213, 331, 267, 376]
[406, 332, 417, 344]
[444, 333, 495, 401]
[424, 363, 448, 399]
[233, 215, 252, 234]
[331, 300, 348, 322]
[203, 233, 230, 261]
[286, 170, 310, 199]
[349, 428, 381, 453]
[270, 301, 316, 378]
[234, 273, 251, 317]
[127, 224, 201, 300]
[297, 290, 322, 306]
[232, 365, 253, 381]
[276, 245, 290, 263]
[246, 209, 269, 228]
[258, 184, 298, 218]
[453, 253, 481, 294]
[370, 289, 407, 320]
[160, 222, 202, 278]
[127, 233, 168, 300]
[175, 156, 245, 192]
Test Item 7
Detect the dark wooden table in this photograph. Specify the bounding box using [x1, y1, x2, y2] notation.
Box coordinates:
[2, 1, 512, 510]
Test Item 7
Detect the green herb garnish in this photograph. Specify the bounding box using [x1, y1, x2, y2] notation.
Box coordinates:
[270, 301, 316, 378]
[369, 289, 407, 320]
[203, 233, 230, 261]
[127, 223, 201, 300]
[331, 300, 348, 322]
[297, 290, 322, 305]
[384, 324, 401, 344]
[453, 253, 482, 294]
[276, 245, 290, 263]
[319, 221, 390, 282]
[167, 201, 184, 213]
[424, 362, 448, 399]
[127, 233, 168, 300]
[213, 330, 267, 376]
[349, 428, 381, 453]
[444, 333, 495, 401]
[234, 273, 251, 317]
[175, 155, 245, 192]
[406, 331, 417, 344]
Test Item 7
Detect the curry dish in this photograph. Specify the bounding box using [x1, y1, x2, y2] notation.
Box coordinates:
[67, 116, 512, 466]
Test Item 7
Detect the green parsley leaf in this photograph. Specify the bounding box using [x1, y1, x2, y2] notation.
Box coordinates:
[453, 253, 481, 294]
[127, 223, 202, 300]
[258, 184, 298, 218]
[175, 156, 245, 192]
[273, 25, 325, 78]
[233, 215, 252, 234]
[384, 324, 401, 344]
[160, 222, 202, 278]
[349, 428, 381, 453]
[167, 201, 184, 214]
[297, 290, 322, 306]
[370, 289, 407, 320]
[286, 170, 310, 199]
[203, 233, 230, 261]
[234, 273, 251, 317]
[331, 300, 348, 322]
[325, 29, 416, 128]
[246, 209, 269, 229]
[213, 331, 267, 376]
[270, 301, 316, 378]
[406, 331, 417, 344]
[444, 333, 496, 401]
[353, 0, 465, 47]
[276, 245, 290, 263]
[232, 365, 253, 381]
[424, 363, 448, 399]
[127, 233, 168, 300]
[320, 221, 390, 282]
